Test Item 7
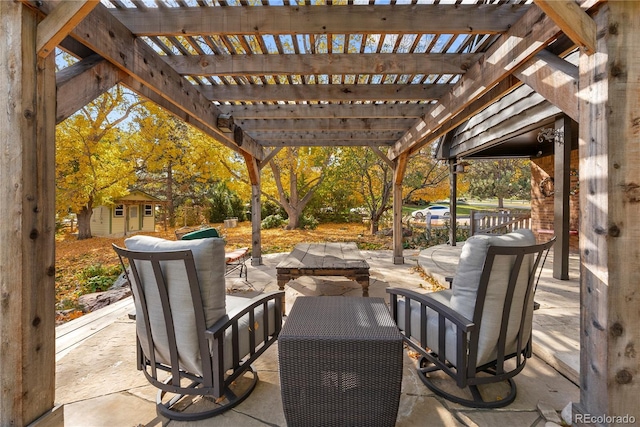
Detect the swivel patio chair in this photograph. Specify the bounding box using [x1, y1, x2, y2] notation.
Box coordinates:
[387, 229, 555, 408]
[113, 235, 283, 421]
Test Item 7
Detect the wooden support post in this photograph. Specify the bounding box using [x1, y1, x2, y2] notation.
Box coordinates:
[243, 153, 262, 266]
[392, 154, 408, 264]
[553, 115, 575, 280]
[575, 2, 640, 423]
[469, 210, 476, 236]
[449, 159, 458, 246]
[0, 3, 59, 425]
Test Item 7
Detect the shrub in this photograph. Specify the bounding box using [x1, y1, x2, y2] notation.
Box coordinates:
[404, 222, 469, 249]
[299, 214, 319, 230]
[207, 182, 246, 223]
[261, 214, 286, 229]
[261, 200, 286, 219]
[78, 263, 122, 294]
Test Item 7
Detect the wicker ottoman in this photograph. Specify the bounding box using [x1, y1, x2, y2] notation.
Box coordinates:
[278, 296, 403, 427]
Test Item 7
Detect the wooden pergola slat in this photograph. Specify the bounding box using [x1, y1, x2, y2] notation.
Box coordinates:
[237, 118, 416, 131]
[110, 4, 531, 36]
[163, 53, 481, 76]
[199, 83, 451, 102]
[216, 103, 430, 119]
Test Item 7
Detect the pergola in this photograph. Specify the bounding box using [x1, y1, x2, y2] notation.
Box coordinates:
[1, 0, 638, 425]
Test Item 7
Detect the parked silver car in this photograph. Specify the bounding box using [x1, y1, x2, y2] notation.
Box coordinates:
[411, 205, 450, 219]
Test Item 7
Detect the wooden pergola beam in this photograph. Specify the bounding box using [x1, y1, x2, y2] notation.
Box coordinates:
[217, 103, 429, 119]
[388, 4, 561, 160]
[513, 49, 579, 122]
[56, 55, 121, 123]
[249, 130, 402, 143]
[259, 147, 282, 168]
[237, 118, 415, 131]
[29, 1, 264, 161]
[164, 53, 481, 77]
[370, 145, 394, 169]
[534, 0, 596, 54]
[111, 4, 530, 36]
[257, 140, 397, 147]
[36, 0, 99, 58]
[200, 84, 450, 103]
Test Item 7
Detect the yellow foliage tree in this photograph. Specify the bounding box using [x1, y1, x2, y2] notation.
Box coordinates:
[129, 102, 237, 226]
[56, 86, 143, 239]
[265, 147, 333, 229]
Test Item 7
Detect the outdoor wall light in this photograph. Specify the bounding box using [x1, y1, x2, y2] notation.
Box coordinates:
[453, 160, 470, 174]
[537, 127, 564, 144]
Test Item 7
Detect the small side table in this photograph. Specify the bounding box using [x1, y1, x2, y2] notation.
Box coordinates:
[278, 296, 403, 427]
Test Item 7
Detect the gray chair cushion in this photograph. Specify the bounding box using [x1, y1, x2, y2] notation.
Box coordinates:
[124, 235, 226, 375]
[396, 290, 458, 363]
[450, 229, 536, 365]
[222, 295, 278, 371]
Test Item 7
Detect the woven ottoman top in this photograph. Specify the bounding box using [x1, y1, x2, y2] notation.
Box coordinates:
[280, 296, 401, 341]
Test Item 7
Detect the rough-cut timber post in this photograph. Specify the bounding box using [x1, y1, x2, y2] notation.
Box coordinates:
[575, 2, 640, 423]
[392, 153, 408, 264]
[0, 3, 60, 425]
[243, 153, 262, 266]
[448, 159, 458, 247]
[553, 115, 575, 280]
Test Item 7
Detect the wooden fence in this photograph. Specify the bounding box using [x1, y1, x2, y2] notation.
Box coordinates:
[469, 210, 531, 236]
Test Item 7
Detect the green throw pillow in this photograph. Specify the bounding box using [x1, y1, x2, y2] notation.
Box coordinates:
[181, 227, 220, 240]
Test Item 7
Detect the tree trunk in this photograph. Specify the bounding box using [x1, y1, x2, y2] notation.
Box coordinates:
[76, 205, 93, 240]
[285, 209, 301, 230]
[497, 197, 504, 208]
[370, 218, 379, 234]
[166, 162, 175, 227]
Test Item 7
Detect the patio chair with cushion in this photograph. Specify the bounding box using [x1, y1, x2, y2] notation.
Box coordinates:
[387, 230, 555, 408]
[113, 235, 284, 421]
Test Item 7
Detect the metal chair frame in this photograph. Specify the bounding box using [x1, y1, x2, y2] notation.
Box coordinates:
[113, 244, 283, 421]
[388, 237, 556, 408]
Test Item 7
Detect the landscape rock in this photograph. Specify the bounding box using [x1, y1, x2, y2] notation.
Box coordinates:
[561, 402, 574, 426]
[110, 271, 129, 289]
[78, 287, 131, 313]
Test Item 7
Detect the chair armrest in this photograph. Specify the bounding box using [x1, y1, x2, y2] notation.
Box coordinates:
[386, 288, 474, 332]
[205, 290, 285, 340]
[205, 290, 285, 392]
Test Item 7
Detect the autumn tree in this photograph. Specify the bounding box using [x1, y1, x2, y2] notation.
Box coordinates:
[217, 146, 334, 229]
[130, 103, 235, 226]
[56, 86, 143, 239]
[337, 147, 394, 234]
[402, 148, 450, 204]
[266, 147, 333, 229]
[461, 159, 531, 208]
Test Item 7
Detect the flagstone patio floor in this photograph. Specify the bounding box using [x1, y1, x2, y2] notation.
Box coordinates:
[56, 245, 580, 426]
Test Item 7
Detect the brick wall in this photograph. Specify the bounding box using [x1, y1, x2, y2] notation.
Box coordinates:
[530, 150, 580, 252]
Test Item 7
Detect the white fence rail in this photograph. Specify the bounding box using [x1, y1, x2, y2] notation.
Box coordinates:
[469, 210, 531, 235]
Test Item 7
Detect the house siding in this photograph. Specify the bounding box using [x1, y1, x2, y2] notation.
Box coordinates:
[90, 206, 112, 235]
